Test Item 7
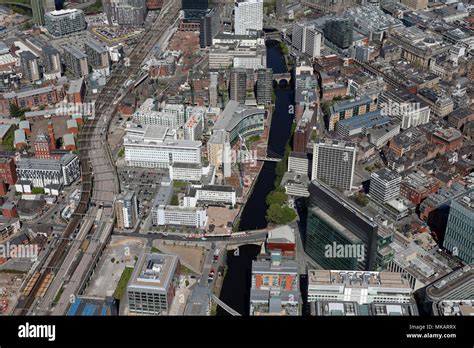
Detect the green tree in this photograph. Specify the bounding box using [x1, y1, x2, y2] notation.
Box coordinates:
[266, 204, 297, 225]
[266, 188, 287, 207]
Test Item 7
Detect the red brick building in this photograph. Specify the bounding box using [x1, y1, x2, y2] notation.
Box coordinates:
[0, 157, 17, 185]
[400, 171, 440, 205]
[34, 132, 53, 159]
[1, 201, 18, 219]
[428, 128, 463, 153]
[0, 84, 65, 114]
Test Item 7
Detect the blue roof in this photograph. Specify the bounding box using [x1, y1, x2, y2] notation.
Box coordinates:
[338, 110, 391, 130]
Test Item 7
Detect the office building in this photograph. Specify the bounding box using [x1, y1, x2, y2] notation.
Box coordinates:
[41, 46, 62, 80]
[16, 154, 80, 188]
[250, 253, 300, 316]
[168, 163, 212, 182]
[84, 39, 110, 71]
[104, 0, 148, 26]
[209, 72, 218, 107]
[400, 171, 439, 205]
[443, 192, 473, 264]
[288, 152, 309, 175]
[234, 0, 263, 35]
[312, 139, 356, 191]
[229, 68, 247, 104]
[184, 185, 236, 207]
[306, 181, 378, 270]
[369, 168, 401, 204]
[127, 252, 180, 315]
[115, 192, 139, 229]
[336, 111, 391, 138]
[152, 205, 208, 228]
[20, 51, 40, 83]
[123, 125, 201, 168]
[213, 100, 265, 144]
[329, 96, 378, 131]
[324, 18, 353, 50]
[45, 9, 86, 37]
[182, 0, 208, 21]
[307, 270, 413, 304]
[419, 265, 473, 315]
[291, 24, 323, 58]
[62, 46, 89, 78]
[31, 0, 46, 26]
[199, 7, 220, 48]
[256, 68, 273, 106]
[293, 108, 314, 153]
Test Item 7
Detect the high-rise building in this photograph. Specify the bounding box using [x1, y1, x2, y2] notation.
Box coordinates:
[44, 9, 86, 37]
[234, 0, 263, 35]
[182, 0, 209, 21]
[306, 180, 379, 271]
[62, 46, 89, 78]
[443, 191, 473, 264]
[84, 39, 110, 71]
[20, 51, 40, 83]
[324, 18, 354, 49]
[127, 252, 180, 315]
[115, 192, 139, 229]
[104, 0, 148, 26]
[250, 252, 300, 316]
[291, 24, 322, 58]
[229, 68, 247, 104]
[199, 7, 220, 48]
[311, 139, 356, 191]
[41, 46, 62, 80]
[256, 68, 273, 106]
[31, 0, 46, 26]
[369, 168, 401, 204]
[209, 72, 218, 107]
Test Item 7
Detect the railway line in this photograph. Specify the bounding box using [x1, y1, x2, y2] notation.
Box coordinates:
[15, 0, 181, 315]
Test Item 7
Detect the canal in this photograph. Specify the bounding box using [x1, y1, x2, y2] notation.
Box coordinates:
[217, 40, 295, 315]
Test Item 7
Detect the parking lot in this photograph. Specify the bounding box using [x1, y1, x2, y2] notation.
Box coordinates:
[118, 167, 168, 223]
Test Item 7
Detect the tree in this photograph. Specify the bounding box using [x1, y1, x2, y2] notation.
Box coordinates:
[266, 188, 287, 207]
[266, 204, 297, 225]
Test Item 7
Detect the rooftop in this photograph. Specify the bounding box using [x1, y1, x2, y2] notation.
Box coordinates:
[128, 253, 179, 291]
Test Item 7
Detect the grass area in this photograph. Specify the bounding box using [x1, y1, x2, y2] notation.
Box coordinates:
[85, 0, 103, 14]
[117, 146, 125, 158]
[150, 247, 161, 253]
[31, 187, 45, 194]
[246, 135, 260, 148]
[0, 269, 26, 274]
[179, 264, 194, 275]
[173, 180, 187, 189]
[210, 302, 218, 316]
[170, 193, 179, 206]
[2, 128, 15, 151]
[113, 267, 134, 300]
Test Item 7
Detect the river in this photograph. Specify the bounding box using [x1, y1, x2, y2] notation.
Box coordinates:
[217, 40, 295, 315]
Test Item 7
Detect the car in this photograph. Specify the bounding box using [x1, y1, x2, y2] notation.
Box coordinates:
[201, 237, 207, 241]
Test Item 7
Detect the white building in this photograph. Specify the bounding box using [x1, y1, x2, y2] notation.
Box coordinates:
[184, 185, 237, 207]
[15, 154, 80, 189]
[184, 114, 203, 141]
[124, 125, 201, 168]
[369, 168, 401, 204]
[291, 23, 322, 58]
[152, 205, 208, 228]
[307, 270, 413, 304]
[234, 0, 263, 35]
[168, 163, 213, 182]
[312, 139, 356, 191]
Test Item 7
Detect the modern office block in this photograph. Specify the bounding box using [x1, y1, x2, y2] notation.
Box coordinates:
[234, 0, 263, 35]
[306, 181, 378, 271]
[324, 18, 353, 49]
[312, 139, 356, 191]
[199, 7, 220, 48]
[104, 0, 148, 26]
[62, 46, 89, 78]
[84, 39, 110, 70]
[443, 192, 473, 264]
[127, 252, 180, 315]
[229, 68, 247, 104]
[369, 168, 401, 204]
[41, 46, 62, 80]
[256, 68, 273, 105]
[182, 0, 209, 21]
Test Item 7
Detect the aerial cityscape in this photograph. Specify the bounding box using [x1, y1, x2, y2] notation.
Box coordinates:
[0, 0, 472, 331]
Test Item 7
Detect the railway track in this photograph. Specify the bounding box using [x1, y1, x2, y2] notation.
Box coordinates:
[17, 0, 181, 315]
